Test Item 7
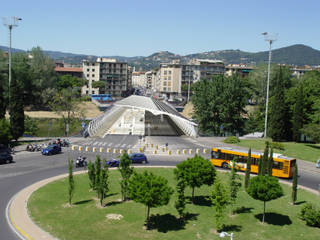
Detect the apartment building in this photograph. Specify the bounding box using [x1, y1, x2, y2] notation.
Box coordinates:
[225, 64, 254, 78]
[159, 62, 181, 98]
[132, 71, 146, 87]
[82, 58, 130, 97]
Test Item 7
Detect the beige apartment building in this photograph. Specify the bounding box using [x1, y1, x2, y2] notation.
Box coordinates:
[82, 58, 130, 97]
[159, 62, 181, 98]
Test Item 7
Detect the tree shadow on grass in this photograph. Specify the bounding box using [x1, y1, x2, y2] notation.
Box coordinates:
[222, 224, 242, 232]
[104, 201, 122, 207]
[306, 144, 320, 150]
[148, 213, 198, 233]
[255, 213, 292, 226]
[105, 193, 117, 198]
[74, 199, 93, 205]
[294, 201, 306, 205]
[186, 196, 212, 206]
[234, 206, 253, 214]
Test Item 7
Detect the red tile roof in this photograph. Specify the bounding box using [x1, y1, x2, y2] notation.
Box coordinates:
[54, 67, 83, 72]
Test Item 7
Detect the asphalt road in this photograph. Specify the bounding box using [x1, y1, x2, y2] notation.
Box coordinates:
[0, 136, 319, 239]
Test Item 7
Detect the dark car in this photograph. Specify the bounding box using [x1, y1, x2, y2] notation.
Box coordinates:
[130, 153, 148, 164]
[41, 144, 61, 156]
[105, 159, 120, 167]
[0, 152, 13, 164]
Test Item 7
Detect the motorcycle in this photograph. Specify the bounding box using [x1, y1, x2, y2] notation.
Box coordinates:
[76, 156, 88, 168]
[61, 139, 70, 147]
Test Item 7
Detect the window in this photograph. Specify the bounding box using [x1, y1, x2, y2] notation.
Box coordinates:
[87, 69, 89, 72]
[92, 74, 95, 77]
[163, 81, 167, 86]
[164, 76, 167, 80]
[163, 87, 167, 91]
[168, 76, 171, 80]
[273, 161, 283, 170]
[168, 70, 172, 74]
[211, 151, 219, 159]
[92, 68, 95, 72]
[92, 90, 95, 94]
[164, 70, 167, 75]
[168, 82, 171, 86]
[87, 74, 89, 77]
[86, 90, 89, 94]
[168, 87, 171, 91]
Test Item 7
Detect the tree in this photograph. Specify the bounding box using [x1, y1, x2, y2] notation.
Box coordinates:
[118, 152, 134, 201]
[24, 116, 38, 136]
[211, 177, 229, 232]
[0, 118, 12, 146]
[267, 147, 274, 176]
[192, 75, 248, 135]
[87, 160, 95, 189]
[246, 175, 283, 223]
[244, 148, 252, 189]
[175, 177, 187, 220]
[94, 155, 101, 192]
[0, 70, 6, 119]
[229, 161, 241, 214]
[292, 162, 298, 204]
[97, 165, 109, 206]
[128, 171, 174, 226]
[57, 75, 87, 91]
[10, 56, 28, 140]
[92, 81, 107, 94]
[68, 159, 74, 205]
[292, 85, 304, 142]
[258, 143, 269, 176]
[268, 67, 292, 141]
[174, 155, 216, 203]
[50, 88, 84, 136]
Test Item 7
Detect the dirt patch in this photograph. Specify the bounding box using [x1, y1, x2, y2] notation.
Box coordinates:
[181, 102, 194, 119]
[106, 214, 123, 220]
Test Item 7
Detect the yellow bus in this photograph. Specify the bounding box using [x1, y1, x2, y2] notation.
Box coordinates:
[211, 147, 296, 178]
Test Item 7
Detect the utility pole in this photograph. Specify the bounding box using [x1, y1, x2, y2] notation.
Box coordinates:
[262, 32, 277, 138]
[2, 16, 22, 104]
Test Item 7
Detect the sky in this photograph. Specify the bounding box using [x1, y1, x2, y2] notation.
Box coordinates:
[0, 0, 319, 57]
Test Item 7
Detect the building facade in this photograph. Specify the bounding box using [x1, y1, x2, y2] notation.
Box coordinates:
[82, 58, 130, 97]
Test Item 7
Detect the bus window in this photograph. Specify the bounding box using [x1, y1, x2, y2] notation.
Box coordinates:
[273, 162, 283, 170]
[290, 160, 296, 167]
[211, 151, 219, 159]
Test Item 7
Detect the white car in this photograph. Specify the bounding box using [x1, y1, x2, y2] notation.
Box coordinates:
[316, 159, 320, 168]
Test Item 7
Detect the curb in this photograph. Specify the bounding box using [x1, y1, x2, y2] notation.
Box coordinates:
[6, 166, 319, 240]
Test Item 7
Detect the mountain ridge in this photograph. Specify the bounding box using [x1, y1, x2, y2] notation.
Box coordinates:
[1, 44, 320, 70]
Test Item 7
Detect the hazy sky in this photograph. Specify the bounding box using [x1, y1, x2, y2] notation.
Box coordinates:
[1, 0, 319, 56]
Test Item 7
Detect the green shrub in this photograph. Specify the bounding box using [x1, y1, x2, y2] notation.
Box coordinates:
[80, 96, 92, 102]
[224, 136, 240, 144]
[270, 142, 285, 150]
[300, 203, 320, 227]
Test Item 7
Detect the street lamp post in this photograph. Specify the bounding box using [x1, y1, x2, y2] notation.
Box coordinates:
[2, 16, 22, 103]
[262, 32, 277, 138]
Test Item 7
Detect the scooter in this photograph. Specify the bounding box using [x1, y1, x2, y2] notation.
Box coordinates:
[76, 156, 88, 168]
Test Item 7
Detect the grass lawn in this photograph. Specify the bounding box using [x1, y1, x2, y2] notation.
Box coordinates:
[34, 118, 86, 137]
[234, 139, 320, 163]
[28, 168, 320, 240]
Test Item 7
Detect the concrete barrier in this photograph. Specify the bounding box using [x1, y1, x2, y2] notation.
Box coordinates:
[177, 149, 181, 155]
[128, 149, 132, 154]
[79, 146, 83, 151]
[99, 147, 104, 153]
[107, 148, 111, 153]
[196, 148, 200, 154]
[120, 149, 124, 154]
[93, 147, 97, 152]
[168, 150, 172, 155]
[153, 150, 157, 154]
[113, 149, 118, 154]
[72, 145, 76, 151]
[183, 149, 187, 154]
[189, 149, 193, 155]
[203, 149, 208, 154]
[85, 147, 89, 152]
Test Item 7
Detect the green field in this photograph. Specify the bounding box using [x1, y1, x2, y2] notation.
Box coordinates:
[233, 139, 320, 163]
[28, 168, 320, 240]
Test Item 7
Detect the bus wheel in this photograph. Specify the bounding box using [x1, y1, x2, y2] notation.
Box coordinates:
[222, 162, 228, 169]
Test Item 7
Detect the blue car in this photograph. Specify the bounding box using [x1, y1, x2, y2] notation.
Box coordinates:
[41, 144, 61, 155]
[106, 159, 120, 167]
[130, 153, 148, 164]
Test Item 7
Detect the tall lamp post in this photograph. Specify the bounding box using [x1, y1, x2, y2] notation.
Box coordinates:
[262, 32, 277, 138]
[2, 16, 22, 102]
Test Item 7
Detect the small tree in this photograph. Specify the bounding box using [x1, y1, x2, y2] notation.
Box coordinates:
[229, 161, 241, 214]
[118, 152, 134, 201]
[97, 165, 109, 206]
[244, 148, 252, 189]
[175, 178, 187, 220]
[267, 147, 274, 176]
[211, 177, 229, 232]
[87, 161, 95, 190]
[68, 159, 74, 205]
[174, 155, 216, 203]
[258, 143, 269, 176]
[292, 162, 298, 204]
[128, 171, 174, 227]
[94, 155, 101, 191]
[0, 118, 12, 146]
[246, 175, 283, 223]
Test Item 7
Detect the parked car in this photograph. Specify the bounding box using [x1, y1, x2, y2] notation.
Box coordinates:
[41, 144, 61, 156]
[105, 159, 120, 167]
[129, 153, 148, 164]
[0, 152, 13, 164]
[316, 159, 320, 168]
